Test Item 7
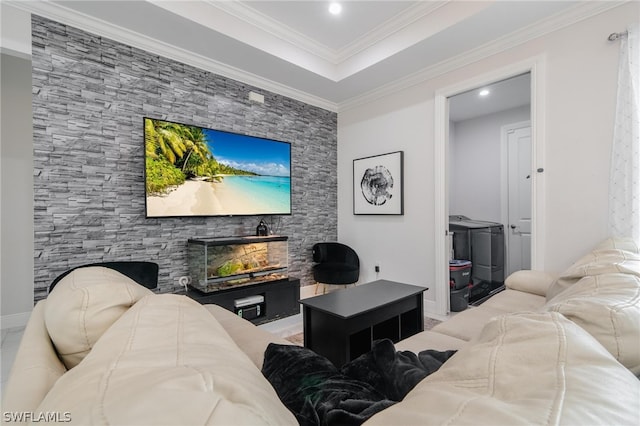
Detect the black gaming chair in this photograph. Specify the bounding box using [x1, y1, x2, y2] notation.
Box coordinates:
[312, 242, 360, 286]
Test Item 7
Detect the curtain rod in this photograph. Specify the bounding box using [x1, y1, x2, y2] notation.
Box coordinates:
[608, 31, 628, 41]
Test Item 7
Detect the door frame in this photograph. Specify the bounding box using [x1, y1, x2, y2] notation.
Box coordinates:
[501, 120, 532, 277]
[433, 57, 546, 316]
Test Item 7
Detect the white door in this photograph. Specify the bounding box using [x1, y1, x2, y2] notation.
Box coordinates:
[506, 123, 531, 275]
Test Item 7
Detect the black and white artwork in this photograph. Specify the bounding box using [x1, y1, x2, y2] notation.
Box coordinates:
[353, 151, 404, 215]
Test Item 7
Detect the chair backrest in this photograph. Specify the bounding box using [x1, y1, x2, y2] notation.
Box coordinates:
[49, 261, 159, 293]
[312, 242, 359, 267]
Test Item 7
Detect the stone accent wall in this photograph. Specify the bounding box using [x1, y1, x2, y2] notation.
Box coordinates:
[31, 16, 337, 301]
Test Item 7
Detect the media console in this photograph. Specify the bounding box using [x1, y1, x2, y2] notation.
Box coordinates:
[180, 235, 299, 324]
[178, 277, 300, 325]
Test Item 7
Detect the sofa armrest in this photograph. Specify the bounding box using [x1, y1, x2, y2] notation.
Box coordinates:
[505, 270, 558, 297]
[2, 300, 67, 414]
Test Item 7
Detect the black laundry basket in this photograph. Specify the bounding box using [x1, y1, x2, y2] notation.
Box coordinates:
[449, 260, 472, 312]
[450, 286, 469, 312]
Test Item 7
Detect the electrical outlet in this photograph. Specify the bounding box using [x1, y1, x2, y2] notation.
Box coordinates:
[375, 265, 380, 273]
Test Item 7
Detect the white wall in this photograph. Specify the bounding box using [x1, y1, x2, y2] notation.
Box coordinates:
[338, 3, 638, 311]
[0, 3, 34, 328]
[450, 105, 530, 222]
[339, 101, 436, 290]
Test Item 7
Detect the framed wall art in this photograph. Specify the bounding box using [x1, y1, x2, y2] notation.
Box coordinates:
[353, 151, 404, 215]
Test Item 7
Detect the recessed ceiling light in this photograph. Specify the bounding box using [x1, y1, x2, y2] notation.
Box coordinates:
[329, 2, 342, 15]
[479, 89, 490, 97]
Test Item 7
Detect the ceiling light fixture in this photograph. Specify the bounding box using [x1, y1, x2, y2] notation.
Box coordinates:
[479, 89, 490, 97]
[329, 2, 342, 15]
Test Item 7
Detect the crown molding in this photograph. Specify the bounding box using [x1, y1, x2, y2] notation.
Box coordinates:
[8, 0, 338, 112]
[152, 0, 338, 79]
[0, 46, 31, 60]
[334, 1, 447, 63]
[208, 1, 447, 66]
[8, 0, 629, 114]
[337, 1, 628, 112]
[204, 0, 337, 64]
[332, 1, 493, 82]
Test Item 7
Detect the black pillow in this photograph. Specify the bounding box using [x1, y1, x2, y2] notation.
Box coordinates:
[261, 344, 395, 426]
[340, 338, 457, 401]
[49, 261, 159, 292]
[262, 341, 457, 426]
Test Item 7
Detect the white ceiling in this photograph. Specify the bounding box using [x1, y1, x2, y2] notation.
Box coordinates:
[11, 1, 622, 111]
[243, 1, 422, 51]
[449, 72, 531, 122]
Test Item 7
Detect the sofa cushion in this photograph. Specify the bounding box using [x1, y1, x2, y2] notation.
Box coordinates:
[394, 330, 467, 353]
[430, 306, 506, 342]
[504, 269, 557, 296]
[546, 248, 640, 300]
[544, 273, 640, 375]
[44, 266, 153, 369]
[203, 304, 292, 369]
[596, 237, 640, 253]
[36, 294, 297, 425]
[364, 312, 640, 426]
[477, 288, 546, 313]
[1, 300, 67, 415]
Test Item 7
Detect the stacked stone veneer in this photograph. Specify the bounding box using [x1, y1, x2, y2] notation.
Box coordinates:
[31, 16, 337, 301]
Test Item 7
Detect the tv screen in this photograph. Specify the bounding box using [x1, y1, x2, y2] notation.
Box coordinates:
[144, 117, 291, 217]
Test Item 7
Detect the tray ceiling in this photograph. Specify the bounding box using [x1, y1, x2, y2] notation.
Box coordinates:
[10, 1, 622, 111]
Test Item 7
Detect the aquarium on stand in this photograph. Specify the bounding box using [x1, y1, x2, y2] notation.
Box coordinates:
[187, 236, 289, 293]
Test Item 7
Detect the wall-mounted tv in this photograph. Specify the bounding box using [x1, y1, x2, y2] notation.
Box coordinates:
[144, 117, 292, 218]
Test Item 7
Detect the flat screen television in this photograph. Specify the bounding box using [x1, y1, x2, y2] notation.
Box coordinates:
[144, 117, 292, 218]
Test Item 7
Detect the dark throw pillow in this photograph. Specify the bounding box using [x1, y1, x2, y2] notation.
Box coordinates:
[261, 341, 456, 426]
[340, 339, 457, 401]
[261, 344, 395, 426]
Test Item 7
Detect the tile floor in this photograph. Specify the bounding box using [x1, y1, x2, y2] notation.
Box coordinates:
[1, 326, 25, 395]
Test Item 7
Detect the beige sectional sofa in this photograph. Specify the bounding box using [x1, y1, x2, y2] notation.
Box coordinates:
[3, 238, 640, 425]
[396, 269, 554, 353]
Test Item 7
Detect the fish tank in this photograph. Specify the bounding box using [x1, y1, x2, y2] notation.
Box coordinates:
[187, 236, 288, 293]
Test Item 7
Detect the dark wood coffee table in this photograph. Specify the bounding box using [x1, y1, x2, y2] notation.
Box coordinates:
[300, 279, 427, 367]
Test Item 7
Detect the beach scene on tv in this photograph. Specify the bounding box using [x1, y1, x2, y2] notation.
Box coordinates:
[144, 118, 291, 217]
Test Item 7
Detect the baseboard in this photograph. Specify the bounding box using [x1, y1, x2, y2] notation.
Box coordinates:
[300, 283, 348, 299]
[423, 298, 450, 322]
[300, 284, 317, 300]
[1, 311, 31, 330]
[258, 311, 302, 337]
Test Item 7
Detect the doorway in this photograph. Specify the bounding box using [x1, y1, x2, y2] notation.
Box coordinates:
[448, 73, 531, 303]
[433, 59, 546, 316]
